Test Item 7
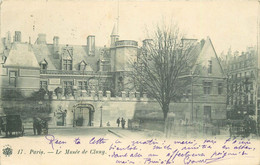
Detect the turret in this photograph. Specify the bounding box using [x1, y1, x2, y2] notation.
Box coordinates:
[110, 23, 119, 47]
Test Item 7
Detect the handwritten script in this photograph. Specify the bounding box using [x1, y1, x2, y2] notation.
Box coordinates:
[42, 136, 258, 164]
[108, 137, 257, 164]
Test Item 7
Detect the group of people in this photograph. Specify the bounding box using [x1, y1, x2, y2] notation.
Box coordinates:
[117, 117, 126, 129]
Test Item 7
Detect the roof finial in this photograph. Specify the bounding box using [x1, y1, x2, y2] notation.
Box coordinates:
[117, 0, 119, 35]
[111, 23, 118, 36]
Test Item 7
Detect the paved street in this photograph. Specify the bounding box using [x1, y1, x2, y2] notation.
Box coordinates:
[0, 126, 165, 139]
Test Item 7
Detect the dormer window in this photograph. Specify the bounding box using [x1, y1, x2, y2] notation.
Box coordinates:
[63, 59, 72, 70]
[208, 60, 212, 74]
[40, 59, 48, 70]
[79, 60, 87, 71]
[62, 46, 73, 71]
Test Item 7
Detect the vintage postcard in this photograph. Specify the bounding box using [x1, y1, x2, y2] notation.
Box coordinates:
[0, 0, 259, 165]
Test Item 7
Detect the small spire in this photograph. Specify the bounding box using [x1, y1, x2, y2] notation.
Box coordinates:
[111, 23, 118, 36]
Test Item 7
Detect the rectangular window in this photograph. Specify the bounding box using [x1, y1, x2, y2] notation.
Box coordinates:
[204, 106, 211, 122]
[208, 60, 212, 74]
[203, 81, 212, 94]
[251, 71, 254, 78]
[64, 81, 73, 93]
[249, 82, 253, 90]
[218, 83, 223, 95]
[9, 71, 17, 87]
[41, 64, 47, 70]
[78, 81, 88, 90]
[64, 81, 73, 89]
[250, 94, 254, 104]
[244, 95, 248, 104]
[40, 81, 48, 91]
[79, 64, 86, 71]
[63, 59, 72, 70]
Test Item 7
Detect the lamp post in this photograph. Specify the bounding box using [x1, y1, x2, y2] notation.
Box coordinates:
[38, 101, 43, 112]
[72, 106, 76, 127]
[256, 0, 260, 136]
[100, 105, 103, 127]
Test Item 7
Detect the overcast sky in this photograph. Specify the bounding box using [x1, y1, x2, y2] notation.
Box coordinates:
[1, 0, 258, 55]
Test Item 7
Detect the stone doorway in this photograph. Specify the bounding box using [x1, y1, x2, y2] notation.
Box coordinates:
[73, 103, 95, 127]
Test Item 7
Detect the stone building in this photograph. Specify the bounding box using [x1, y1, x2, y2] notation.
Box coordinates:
[0, 25, 140, 127]
[222, 47, 260, 120]
[134, 37, 227, 129]
[0, 27, 227, 129]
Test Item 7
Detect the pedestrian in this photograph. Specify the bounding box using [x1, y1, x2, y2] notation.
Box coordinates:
[121, 118, 126, 129]
[33, 117, 38, 135]
[40, 119, 48, 135]
[33, 117, 42, 135]
[117, 117, 120, 127]
[0, 117, 3, 135]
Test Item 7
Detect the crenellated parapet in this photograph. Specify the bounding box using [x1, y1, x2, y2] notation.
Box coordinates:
[47, 90, 151, 102]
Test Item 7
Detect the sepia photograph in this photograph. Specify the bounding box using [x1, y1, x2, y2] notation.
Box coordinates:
[0, 0, 259, 164]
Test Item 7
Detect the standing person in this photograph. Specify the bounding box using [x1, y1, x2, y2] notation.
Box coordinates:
[121, 118, 126, 129]
[117, 118, 120, 127]
[33, 117, 38, 135]
[0, 117, 3, 135]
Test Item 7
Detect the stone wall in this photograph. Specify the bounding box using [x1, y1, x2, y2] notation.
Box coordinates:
[0, 90, 227, 130]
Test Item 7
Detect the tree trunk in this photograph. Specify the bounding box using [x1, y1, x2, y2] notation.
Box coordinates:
[162, 103, 169, 121]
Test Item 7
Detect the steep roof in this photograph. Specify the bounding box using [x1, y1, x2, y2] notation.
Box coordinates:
[191, 37, 225, 77]
[33, 44, 56, 70]
[33, 43, 101, 72]
[4, 43, 40, 69]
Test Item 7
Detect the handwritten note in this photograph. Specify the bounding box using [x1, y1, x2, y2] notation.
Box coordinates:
[107, 137, 257, 164]
[1, 136, 259, 165]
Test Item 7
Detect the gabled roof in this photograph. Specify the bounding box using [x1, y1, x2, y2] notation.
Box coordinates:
[190, 37, 225, 77]
[79, 60, 87, 65]
[4, 43, 40, 69]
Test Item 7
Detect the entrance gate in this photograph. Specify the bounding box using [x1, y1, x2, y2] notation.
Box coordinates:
[73, 103, 95, 127]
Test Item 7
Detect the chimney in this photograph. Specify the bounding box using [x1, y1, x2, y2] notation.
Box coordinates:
[53, 36, 59, 45]
[36, 33, 47, 44]
[87, 35, 95, 56]
[53, 36, 60, 59]
[14, 31, 21, 42]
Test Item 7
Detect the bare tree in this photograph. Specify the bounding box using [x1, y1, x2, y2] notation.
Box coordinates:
[129, 23, 196, 120]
